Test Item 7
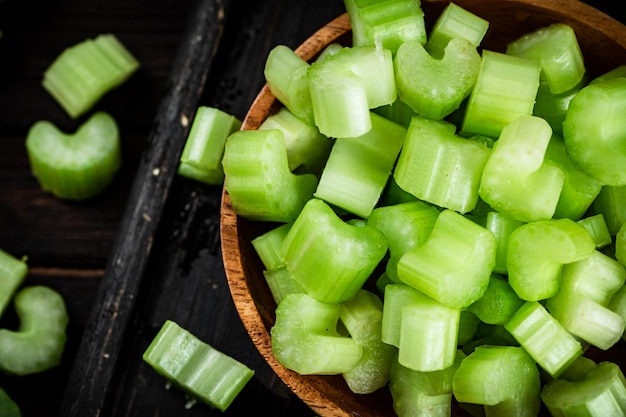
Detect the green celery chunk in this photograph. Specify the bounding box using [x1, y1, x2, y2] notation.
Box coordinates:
[484, 211, 524, 275]
[452, 345, 541, 417]
[0, 249, 27, 316]
[617, 222, 626, 266]
[559, 356, 597, 382]
[533, 77, 584, 135]
[313, 112, 406, 218]
[373, 97, 417, 127]
[379, 176, 419, 206]
[461, 323, 519, 356]
[0, 286, 68, 376]
[25, 112, 122, 201]
[458, 311, 481, 346]
[394, 116, 491, 213]
[222, 129, 317, 222]
[251, 223, 291, 270]
[0, 387, 21, 417]
[394, 38, 481, 120]
[262, 267, 303, 305]
[505, 301, 583, 378]
[541, 361, 626, 417]
[426, 2, 489, 59]
[397, 209, 496, 309]
[271, 293, 363, 374]
[468, 275, 524, 326]
[506, 218, 595, 301]
[177, 106, 242, 185]
[143, 320, 254, 411]
[461, 50, 540, 138]
[590, 185, 626, 235]
[577, 214, 612, 249]
[280, 198, 387, 304]
[316, 42, 343, 62]
[42, 34, 139, 118]
[563, 77, 626, 186]
[609, 283, 626, 341]
[506, 23, 585, 94]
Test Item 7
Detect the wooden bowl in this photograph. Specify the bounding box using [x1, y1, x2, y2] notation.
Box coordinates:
[221, 1, 626, 416]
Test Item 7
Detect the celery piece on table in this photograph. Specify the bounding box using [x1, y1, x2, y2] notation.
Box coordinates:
[468, 275, 524, 326]
[314, 112, 405, 218]
[280, 198, 387, 304]
[271, 293, 363, 375]
[222, 129, 317, 222]
[590, 185, 626, 235]
[426, 2, 488, 59]
[42, 34, 139, 119]
[484, 211, 524, 275]
[0, 249, 27, 317]
[143, 320, 254, 412]
[25, 111, 122, 201]
[577, 214, 612, 249]
[0, 387, 21, 417]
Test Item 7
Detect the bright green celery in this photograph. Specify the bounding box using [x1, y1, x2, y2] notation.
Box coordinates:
[609, 283, 626, 341]
[590, 185, 626, 235]
[367, 200, 439, 281]
[271, 292, 363, 374]
[0, 387, 20, 417]
[533, 77, 584, 135]
[504, 301, 582, 378]
[461, 323, 519, 356]
[425, 2, 488, 59]
[339, 290, 396, 394]
[394, 38, 481, 120]
[484, 211, 524, 275]
[506, 218, 595, 301]
[577, 214, 612, 249]
[468, 275, 524, 326]
[396, 209, 496, 309]
[563, 77, 626, 186]
[541, 361, 626, 417]
[506, 23, 585, 94]
[452, 345, 541, 417]
[25, 112, 122, 200]
[177, 106, 242, 185]
[479, 115, 565, 222]
[373, 98, 416, 128]
[259, 107, 332, 175]
[313, 112, 406, 218]
[559, 356, 597, 382]
[264, 45, 314, 125]
[143, 320, 254, 411]
[394, 116, 491, 213]
[0, 286, 68, 376]
[460, 50, 541, 138]
[617, 222, 626, 266]
[316, 42, 343, 62]
[42, 34, 139, 118]
[379, 176, 419, 206]
[389, 350, 465, 417]
[0, 249, 27, 316]
[251, 223, 291, 270]
[457, 310, 480, 346]
[308, 44, 396, 138]
[222, 129, 317, 222]
[262, 267, 303, 305]
[280, 198, 387, 304]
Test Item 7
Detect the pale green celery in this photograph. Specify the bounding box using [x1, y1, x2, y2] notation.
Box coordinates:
[143, 320, 254, 411]
[396, 209, 496, 309]
[316, 42, 343, 62]
[222, 129, 317, 222]
[177, 106, 242, 185]
[559, 356, 597, 382]
[461, 323, 519, 356]
[578, 214, 612, 249]
[544, 133, 602, 220]
[533, 77, 584, 135]
[280, 198, 387, 304]
[0, 249, 27, 316]
[373, 98, 416, 127]
[271, 293, 363, 374]
[591, 185, 626, 236]
[453, 345, 541, 417]
[313, 112, 406, 218]
[484, 211, 524, 275]
[394, 116, 491, 213]
[609, 284, 626, 341]
[259, 107, 332, 175]
[367, 200, 439, 281]
[458, 310, 481, 346]
[617, 222, 626, 266]
[426, 2, 489, 59]
[389, 351, 465, 417]
[381, 283, 421, 347]
[379, 177, 419, 206]
[394, 38, 481, 120]
[264, 45, 314, 125]
[563, 77, 626, 186]
[461, 50, 541, 138]
[506, 218, 595, 301]
[263, 267, 303, 305]
[339, 290, 396, 394]
[251, 223, 291, 270]
[468, 275, 524, 326]
[541, 361, 626, 417]
[506, 23, 585, 94]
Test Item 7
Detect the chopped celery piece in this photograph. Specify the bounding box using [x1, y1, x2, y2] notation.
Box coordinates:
[462, 323, 519, 356]
[505, 301, 583, 378]
[222, 129, 317, 222]
[397, 209, 496, 309]
[590, 185, 626, 235]
[532, 77, 583, 135]
[506, 23, 585, 94]
[458, 310, 481, 346]
[484, 211, 524, 275]
[316, 42, 343, 62]
[394, 116, 491, 213]
[251, 223, 291, 270]
[313, 112, 406, 218]
[42, 34, 139, 118]
[460, 50, 540, 138]
[280, 199, 387, 304]
[25, 112, 122, 201]
[468, 275, 524, 326]
[394, 38, 481, 120]
[559, 356, 597, 382]
[271, 293, 363, 374]
[617, 222, 626, 266]
[0, 387, 21, 417]
[143, 320, 254, 412]
[426, 2, 488, 59]
[506, 218, 595, 301]
[562, 77, 626, 186]
[610, 284, 626, 341]
[452, 345, 541, 417]
[373, 98, 416, 127]
[177, 106, 242, 185]
[0, 249, 27, 316]
[478, 115, 564, 222]
[262, 267, 303, 305]
[0, 286, 68, 376]
[541, 361, 626, 417]
[379, 176, 419, 206]
[578, 214, 612, 249]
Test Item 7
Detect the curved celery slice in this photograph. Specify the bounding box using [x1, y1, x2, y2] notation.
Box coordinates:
[577, 214, 612, 249]
[0, 249, 27, 317]
[468, 275, 524, 326]
[25, 112, 121, 201]
[426, 2, 488, 59]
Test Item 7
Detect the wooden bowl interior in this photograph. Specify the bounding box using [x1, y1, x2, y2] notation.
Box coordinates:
[221, 1, 626, 416]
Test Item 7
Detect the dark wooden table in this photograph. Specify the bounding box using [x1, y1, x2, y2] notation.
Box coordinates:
[0, 0, 624, 416]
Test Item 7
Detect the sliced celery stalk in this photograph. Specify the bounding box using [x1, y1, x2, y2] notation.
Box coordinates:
[457, 311, 481, 346]
[251, 223, 291, 271]
[559, 356, 597, 382]
[533, 76, 584, 135]
[262, 267, 303, 305]
[468, 275, 524, 326]
[143, 320, 254, 412]
[617, 222, 626, 266]
[609, 284, 626, 341]
[484, 211, 524, 275]
[373, 97, 416, 128]
[0, 249, 27, 316]
[590, 185, 626, 235]
[577, 214, 612, 249]
[426, 2, 488, 58]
